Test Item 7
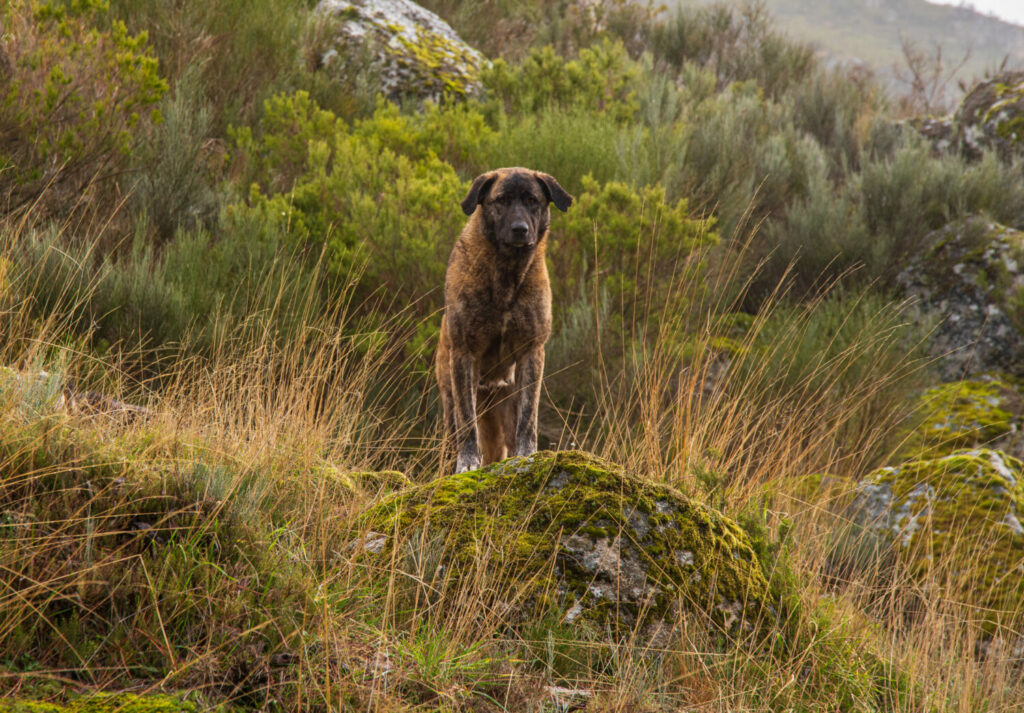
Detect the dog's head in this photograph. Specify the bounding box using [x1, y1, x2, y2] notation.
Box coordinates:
[460, 168, 573, 250]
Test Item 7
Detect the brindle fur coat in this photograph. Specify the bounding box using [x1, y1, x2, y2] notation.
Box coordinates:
[436, 167, 573, 473]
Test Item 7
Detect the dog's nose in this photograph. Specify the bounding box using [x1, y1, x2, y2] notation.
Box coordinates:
[511, 222, 529, 239]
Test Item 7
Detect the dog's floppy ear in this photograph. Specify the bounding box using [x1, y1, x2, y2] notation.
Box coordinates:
[534, 172, 573, 212]
[460, 172, 498, 216]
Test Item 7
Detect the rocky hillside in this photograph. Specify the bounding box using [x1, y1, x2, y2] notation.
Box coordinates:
[677, 0, 1024, 95]
[3, 0, 1024, 710]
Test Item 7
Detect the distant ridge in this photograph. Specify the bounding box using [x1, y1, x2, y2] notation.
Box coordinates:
[674, 0, 1024, 93]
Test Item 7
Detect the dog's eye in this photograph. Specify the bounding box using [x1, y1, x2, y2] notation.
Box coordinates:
[523, 195, 537, 206]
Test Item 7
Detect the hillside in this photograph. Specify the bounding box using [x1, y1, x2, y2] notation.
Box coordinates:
[678, 0, 1024, 96]
[3, 0, 1024, 710]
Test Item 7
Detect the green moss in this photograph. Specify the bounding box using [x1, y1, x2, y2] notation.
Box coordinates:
[860, 448, 1024, 631]
[0, 693, 199, 713]
[364, 451, 770, 633]
[900, 376, 1023, 459]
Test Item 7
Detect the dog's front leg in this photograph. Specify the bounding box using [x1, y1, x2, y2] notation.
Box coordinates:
[513, 347, 544, 457]
[451, 353, 482, 472]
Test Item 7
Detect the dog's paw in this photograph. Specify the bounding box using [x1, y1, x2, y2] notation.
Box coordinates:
[456, 452, 482, 473]
[512, 440, 537, 458]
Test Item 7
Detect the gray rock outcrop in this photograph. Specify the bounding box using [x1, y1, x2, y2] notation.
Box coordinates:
[909, 71, 1024, 160]
[308, 0, 484, 103]
[898, 218, 1024, 380]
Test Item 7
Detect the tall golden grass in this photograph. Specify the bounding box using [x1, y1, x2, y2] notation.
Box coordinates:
[1, 208, 1022, 711]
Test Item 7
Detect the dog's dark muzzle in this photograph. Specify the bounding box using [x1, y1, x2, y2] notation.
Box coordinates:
[506, 221, 534, 247]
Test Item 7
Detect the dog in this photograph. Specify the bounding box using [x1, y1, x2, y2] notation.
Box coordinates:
[436, 167, 573, 473]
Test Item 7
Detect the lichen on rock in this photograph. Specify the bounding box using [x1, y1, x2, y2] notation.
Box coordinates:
[954, 71, 1024, 160]
[900, 374, 1024, 460]
[909, 71, 1024, 161]
[898, 217, 1024, 380]
[853, 449, 1024, 643]
[362, 451, 770, 636]
[308, 0, 484, 103]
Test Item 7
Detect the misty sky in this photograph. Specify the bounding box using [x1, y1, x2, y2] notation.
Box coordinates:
[927, 0, 1024, 26]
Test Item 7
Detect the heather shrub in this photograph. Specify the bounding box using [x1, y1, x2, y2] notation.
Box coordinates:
[760, 138, 1024, 294]
[129, 70, 221, 242]
[857, 140, 1024, 258]
[0, 0, 166, 221]
[680, 84, 828, 237]
[650, 1, 816, 99]
[107, 0, 313, 129]
[418, 0, 659, 60]
[784, 64, 883, 171]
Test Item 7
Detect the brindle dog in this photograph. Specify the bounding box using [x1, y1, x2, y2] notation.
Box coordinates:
[436, 167, 573, 473]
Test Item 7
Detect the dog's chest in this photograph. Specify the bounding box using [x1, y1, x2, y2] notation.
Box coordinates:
[476, 310, 524, 388]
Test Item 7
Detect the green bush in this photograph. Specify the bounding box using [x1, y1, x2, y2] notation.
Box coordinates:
[681, 84, 827, 238]
[0, 0, 166, 220]
[650, 1, 816, 100]
[762, 137, 1024, 294]
[482, 40, 639, 120]
[485, 106, 627, 198]
[784, 64, 882, 172]
[231, 92, 464, 319]
[129, 69, 220, 243]
[107, 0, 315, 130]
[545, 175, 717, 405]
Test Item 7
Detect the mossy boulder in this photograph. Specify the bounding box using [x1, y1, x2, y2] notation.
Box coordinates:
[954, 71, 1024, 160]
[898, 217, 1024, 379]
[362, 451, 770, 637]
[308, 0, 484, 103]
[853, 449, 1024, 650]
[910, 71, 1024, 160]
[0, 693, 199, 713]
[900, 374, 1024, 460]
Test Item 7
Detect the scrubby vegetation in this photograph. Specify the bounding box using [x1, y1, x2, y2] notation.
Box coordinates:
[2, 0, 1024, 710]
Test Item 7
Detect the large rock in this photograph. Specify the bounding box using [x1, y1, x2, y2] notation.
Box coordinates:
[361, 451, 770, 637]
[853, 449, 1024, 654]
[910, 71, 1024, 160]
[898, 217, 1024, 380]
[900, 374, 1024, 461]
[954, 71, 1024, 160]
[308, 0, 484, 103]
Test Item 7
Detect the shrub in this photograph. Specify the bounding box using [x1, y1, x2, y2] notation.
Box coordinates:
[650, 0, 816, 100]
[129, 69, 220, 243]
[753, 131, 1024, 296]
[784, 63, 883, 172]
[485, 106, 627, 198]
[545, 175, 717, 406]
[418, 0, 660, 60]
[0, 0, 166, 221]
[853, 139, 1024, 276]
[680, 84, 828, 238]
[230, 92, 465, 319]
[482, 40, 639, 120]
[3, 208, 322, 360]
[107, 0, 313, 130]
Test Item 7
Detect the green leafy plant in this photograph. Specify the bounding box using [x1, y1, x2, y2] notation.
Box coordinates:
[0, 0, 166, 219]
